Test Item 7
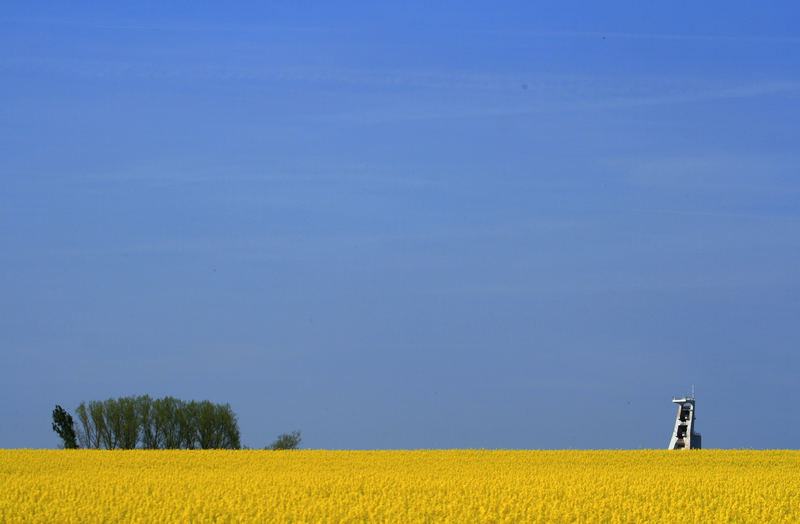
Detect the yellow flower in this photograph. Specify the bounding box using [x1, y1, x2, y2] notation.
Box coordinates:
[1, 449, 798, 522]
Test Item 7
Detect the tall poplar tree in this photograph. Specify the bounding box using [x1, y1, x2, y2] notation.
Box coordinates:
[51, 405, 79, 449]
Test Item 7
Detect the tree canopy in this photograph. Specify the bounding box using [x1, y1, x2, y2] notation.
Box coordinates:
[269, 430, 302, 450]
[74, 396, 241, 450]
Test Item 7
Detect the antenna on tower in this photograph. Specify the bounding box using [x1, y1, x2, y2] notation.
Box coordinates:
[691, 384, 695, 398]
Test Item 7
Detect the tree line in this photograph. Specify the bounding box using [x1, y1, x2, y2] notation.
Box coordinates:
[66, 396, 241, 449]
[51, 397, 302, 450]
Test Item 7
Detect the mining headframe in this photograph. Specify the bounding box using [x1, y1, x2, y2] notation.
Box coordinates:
[668, 388, 702, 450]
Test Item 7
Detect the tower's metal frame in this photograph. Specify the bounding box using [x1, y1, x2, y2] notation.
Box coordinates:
[668, 388, 702, 450]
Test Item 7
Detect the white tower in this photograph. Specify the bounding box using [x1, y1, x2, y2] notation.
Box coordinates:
[668, 388, 702, 450]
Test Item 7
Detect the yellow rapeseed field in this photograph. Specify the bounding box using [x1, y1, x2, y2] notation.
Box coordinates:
[1, 449, 799, 522]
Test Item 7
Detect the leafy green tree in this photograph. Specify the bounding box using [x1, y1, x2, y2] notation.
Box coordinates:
[269, 431, 301, 450]
[217, 403, 241, 450]
[102, 398, 122, 449]
[136, 395, 157, 449]
[75, 402, 98, 449]
[117, 396, 139, 449]
[153, 396, 182, 449]
[88, 400, 108, 449]
[51, 405, 79, 449]
[196, 400, 218, 449]
[196, 401, 241, 449]
[179, 400, 198, 449]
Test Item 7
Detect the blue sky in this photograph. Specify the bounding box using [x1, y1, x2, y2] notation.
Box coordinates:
[2, 1, 799, 449]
